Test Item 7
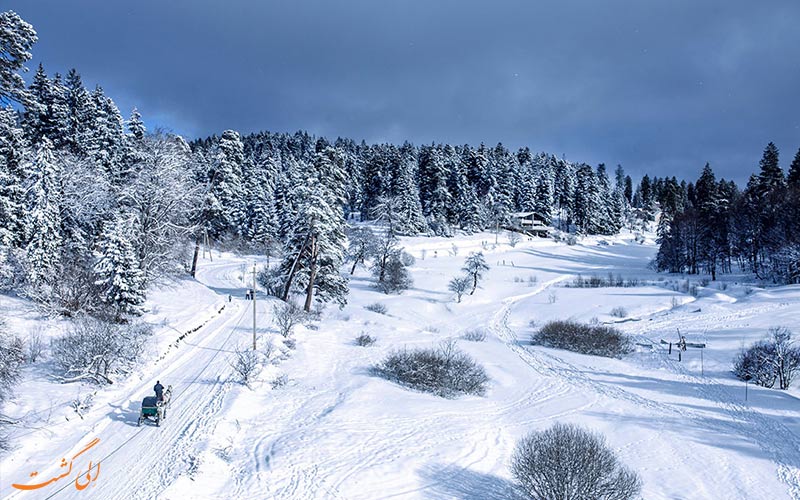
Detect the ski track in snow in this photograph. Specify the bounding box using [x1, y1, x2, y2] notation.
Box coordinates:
[4, 239, 799, 500]
[491, 275, 800, 500]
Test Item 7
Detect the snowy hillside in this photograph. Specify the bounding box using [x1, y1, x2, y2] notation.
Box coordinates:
[2, 232, 799, 499]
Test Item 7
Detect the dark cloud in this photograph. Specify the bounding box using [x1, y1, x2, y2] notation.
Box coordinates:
[9, 0, 800, 183]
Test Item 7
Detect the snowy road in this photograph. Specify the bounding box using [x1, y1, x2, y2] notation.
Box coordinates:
[1, 257, 271, 500]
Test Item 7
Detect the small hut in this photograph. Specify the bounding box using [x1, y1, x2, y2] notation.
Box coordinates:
[509, 211, 551, 237]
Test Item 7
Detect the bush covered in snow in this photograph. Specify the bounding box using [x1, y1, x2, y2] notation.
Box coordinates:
[375, 253, 413, 294]
[51, 318, 153, 384]
[733, 327, 800, 390]
[610, 306, 628, 318]
[511, 423, 641, 500]
[533, 320, 633, 358]
[374, 340, 488, 398]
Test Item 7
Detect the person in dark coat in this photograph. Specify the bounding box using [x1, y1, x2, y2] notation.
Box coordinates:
[154, 381, 164, 401]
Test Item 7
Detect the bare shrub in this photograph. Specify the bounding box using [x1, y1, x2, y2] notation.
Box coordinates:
[547, 290, 558, 304]
[733, 327, 800, 390]
[273, 302, 304, 338]
[610, 306, 628, 318]
[230, 346, 260, 387]
[364, 302, 388, 315]
[448, 275, 471, 303]
[70, 392, 95, 420]
[512, 423, 641, 500]
[271, 374, 288, 389]
[0, 321, 24, 405]
[355, 332, 376, 346]
[373, 340, 489, 398]
[533, 320, 633, 358]
[671, 296, 680, 309]
[51, 318, 153, 384]
[261, 337, 276, 362]
[461, 328, 487, 342]
[27, 329, 45, 363]
[507, 232, 522, 247]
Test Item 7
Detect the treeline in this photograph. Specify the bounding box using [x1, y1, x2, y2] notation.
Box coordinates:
[193, 132, 667, 240]
[1, 9, 664, 318]
[655, 143, 800, 283]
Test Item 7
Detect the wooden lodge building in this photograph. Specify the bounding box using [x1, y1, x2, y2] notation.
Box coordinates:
[508, 211, 552, 237]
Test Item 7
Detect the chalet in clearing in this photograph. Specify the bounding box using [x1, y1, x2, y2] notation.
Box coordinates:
[509, 211, 552, 237]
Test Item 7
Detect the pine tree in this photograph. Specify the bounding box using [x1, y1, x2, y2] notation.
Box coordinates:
[206, 129, 246, 237]
[23, 137, 62, 285]
[624, 175, 633, 204]
[127, 107, 146, 141]
[757, 142, 784, 193]
[93, 218, 146, 316]
[391, 158, 427, 235]
[787, 147, 800, 191]
[278, 158, 348, 311]
[64, 69, 94, 155]
[0, 106, 27, 246]
[573, 165, 601, 234]
[0, 11, 38, 105]
[418, 145, 451, 235]
[447, 149, 482, 233]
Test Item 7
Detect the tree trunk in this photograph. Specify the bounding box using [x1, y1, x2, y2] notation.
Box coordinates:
[283, 232, 312, 301]
[190, 237, 200, 277]
[350, 250, 361, 275]
[304, 236, 318, 312]
[470, 273, 478, 295]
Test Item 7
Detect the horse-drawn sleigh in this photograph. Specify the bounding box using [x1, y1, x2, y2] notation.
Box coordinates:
[137, 385, 172, 427]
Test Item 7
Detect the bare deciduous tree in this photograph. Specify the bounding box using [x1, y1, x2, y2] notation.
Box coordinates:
[272, 302, 304, 338]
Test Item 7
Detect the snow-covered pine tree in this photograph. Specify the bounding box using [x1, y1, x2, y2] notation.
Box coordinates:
[573, 164, 601, 235]
[206, 129, 246, 238]
[789, 148, 800, 191]
[514, 147, 536, 212]
[64, 69, 95, 155]
[757, 142, 784, 193]
[418, 145, 452, 235]
[93, 217, 146, 316]
[23, 137, 62, 285]
[391, 157, 427, 236]
[360, 145, 387, 219]
[0, 10, 38, 105]
[127, 107, 145, 142]
[22, 64, 54, 145]
[446, 145, 482, 232]
[594, 164, 618, 234]
[0, 107, 27, 246]
[278, 155, 348, 311]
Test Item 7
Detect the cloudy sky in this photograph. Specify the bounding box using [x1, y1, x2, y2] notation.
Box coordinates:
[10, 0, 800, 183]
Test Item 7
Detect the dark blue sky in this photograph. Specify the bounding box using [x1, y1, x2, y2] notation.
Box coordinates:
[9, 0, 800, 183]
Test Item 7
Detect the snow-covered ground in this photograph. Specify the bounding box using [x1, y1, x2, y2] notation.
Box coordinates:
[2, 231, 799, 499]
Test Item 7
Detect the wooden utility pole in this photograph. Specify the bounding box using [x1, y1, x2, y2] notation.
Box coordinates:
[252, 262, 257, 351]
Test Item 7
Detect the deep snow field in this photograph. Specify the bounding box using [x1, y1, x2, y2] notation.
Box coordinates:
[1, 230, 799, 500]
